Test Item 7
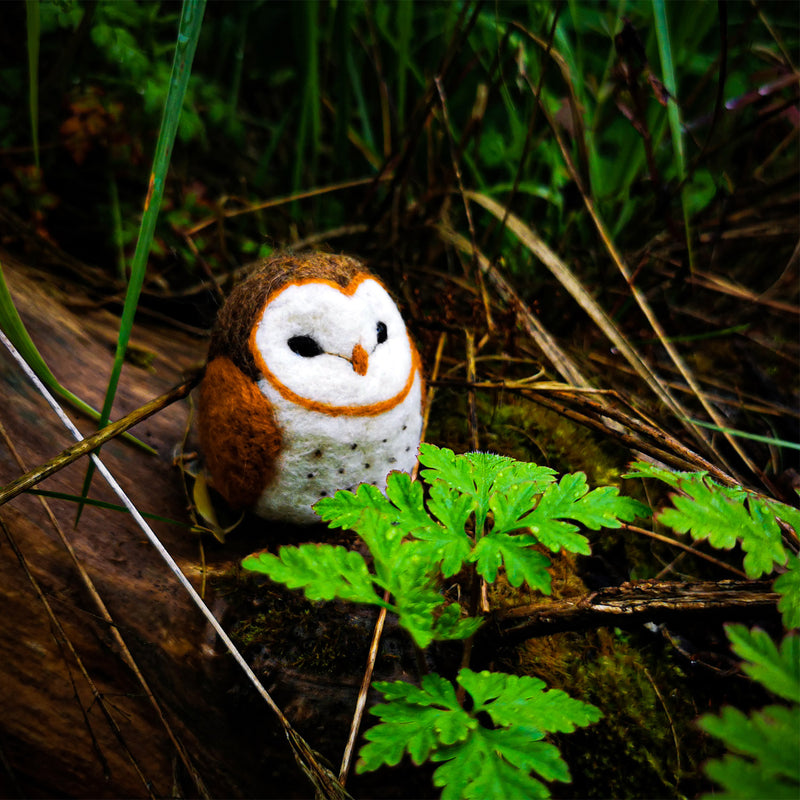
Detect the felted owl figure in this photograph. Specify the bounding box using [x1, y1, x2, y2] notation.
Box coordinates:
[197, 252, 424, 524]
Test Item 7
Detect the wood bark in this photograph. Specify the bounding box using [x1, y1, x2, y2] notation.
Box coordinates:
[490, 579, 780, 645]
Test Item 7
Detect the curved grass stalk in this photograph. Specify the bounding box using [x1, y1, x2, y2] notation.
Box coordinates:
[0, 262, 97, 421]
[79, 0, 206, 514]
[186, 176, 387, 236]
[465, 191, 689, 415]
[466, 191, 758, 482]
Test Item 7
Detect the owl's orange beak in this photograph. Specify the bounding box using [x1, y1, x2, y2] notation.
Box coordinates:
[351, 343, 369, 376]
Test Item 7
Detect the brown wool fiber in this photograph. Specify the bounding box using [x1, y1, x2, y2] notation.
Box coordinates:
[197, 356, 282, 508]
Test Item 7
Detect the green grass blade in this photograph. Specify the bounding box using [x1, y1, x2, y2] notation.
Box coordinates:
[652, 1, 683, 175]
[0, 262, 97, 419]
[98, 0, 206, 427]
[26, 0, 40, 169]
[686, 420, 800, 452]
[29, 489, 193, 528]
[108, 173, 127, 281]
[653, 0, 696, 270]
[396, 0, 413, 123]
[0, 264, 153, 452]
[78, 0, 207, 514]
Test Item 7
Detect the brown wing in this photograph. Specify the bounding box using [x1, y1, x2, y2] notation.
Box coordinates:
[197, 356, 282, 509]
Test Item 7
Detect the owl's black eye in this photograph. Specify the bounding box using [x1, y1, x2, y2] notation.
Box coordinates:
[376, 321, 388, 344]
[288, 335, 324, 357]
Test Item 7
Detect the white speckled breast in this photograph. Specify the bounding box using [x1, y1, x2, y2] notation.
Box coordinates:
[253, 373, 423, 523]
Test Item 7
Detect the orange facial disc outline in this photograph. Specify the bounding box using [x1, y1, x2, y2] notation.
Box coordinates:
[248, 274, 421, 418]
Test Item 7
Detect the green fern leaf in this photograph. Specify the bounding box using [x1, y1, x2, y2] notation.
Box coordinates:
[566, 484, 650, 529]
[426, 480, 475, 534]
[385, 550, 462, 647]
[411, 522, 473, 579]
[350, 506, 406, 572]
[758, 497, 800, 534]
[421, 481, 475, 576]
[361, 704, 454, 767]
[416, 443, 491, 497]
[384, 471, 439, 534]
[512, 473, 594, 554]
[699, 625, 800, 799]
[725, 625, 799, 703]
[432, 730, 554, 800]
[700, 705, 800, 779]
[359, 668, 600, 798]
[703, 752, 800, 800]
[700, 704, 800, 798]
[314, 482, 398, 530]
[242, 545, 378, 604]
[774, 554, 800, 630]
[624, 461, 695, 488]
[360, 673, 474, 769]
[657, 479, 748, 548]
[458, 669, 602, 732]
[492, 461, 559, 495]
[472, 533, 552, 592]
[419, 445, 515, 531]
[626, 462, 791, 578]
[490, 481, 551, 536]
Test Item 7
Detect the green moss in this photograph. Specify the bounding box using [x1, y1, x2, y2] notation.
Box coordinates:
[509, 628, 721, 799]
[427, 391, 630, 489]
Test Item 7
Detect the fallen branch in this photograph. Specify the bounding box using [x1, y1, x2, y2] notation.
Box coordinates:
[491, 579, 779, 644]
[0, 373, 201, 506]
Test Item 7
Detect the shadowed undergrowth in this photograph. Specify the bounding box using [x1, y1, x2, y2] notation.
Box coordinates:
[0, 1, 797, 798]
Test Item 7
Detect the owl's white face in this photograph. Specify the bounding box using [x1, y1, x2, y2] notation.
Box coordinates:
[251, 276, 415, 411]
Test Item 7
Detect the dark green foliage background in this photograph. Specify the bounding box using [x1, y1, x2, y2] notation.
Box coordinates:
[1, 1, 796, 289]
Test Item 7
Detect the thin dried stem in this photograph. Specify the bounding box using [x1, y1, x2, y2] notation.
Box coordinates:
[435, 76, 493, 332]
[339, 603, 388, 786]
[0, 374, 200, 507]
[439, 225, 592, 388]
[185, 176, 387, 236]
[621, 524, 747, 578]
[421, 332, 447, 443]
[0, 515, 158, 798]
[465, 330, 480, 451]
[0, 419, 211, 796]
